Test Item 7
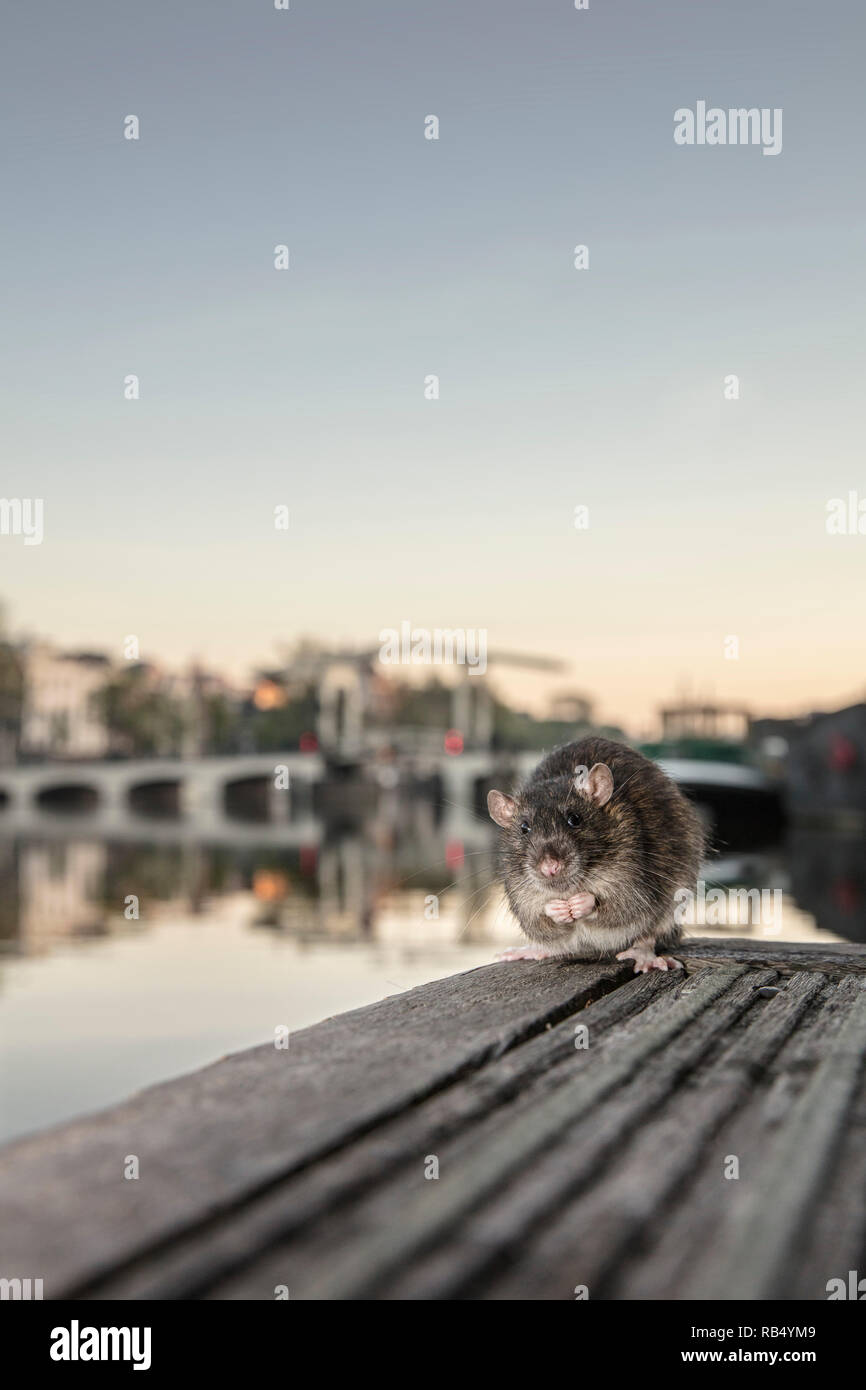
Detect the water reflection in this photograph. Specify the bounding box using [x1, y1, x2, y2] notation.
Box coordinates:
[0, 802, 861, 1143]
[2, 815, 864, 960]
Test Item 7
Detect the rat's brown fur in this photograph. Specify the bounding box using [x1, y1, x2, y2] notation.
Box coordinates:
[492, 737, 704, 960]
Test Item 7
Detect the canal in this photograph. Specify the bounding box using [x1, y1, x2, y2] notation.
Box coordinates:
[1, 802, 863, 1145]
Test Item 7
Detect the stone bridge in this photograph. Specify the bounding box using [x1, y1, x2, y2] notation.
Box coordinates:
[0, 748, 560, 843]
[0, 752, 325, 837]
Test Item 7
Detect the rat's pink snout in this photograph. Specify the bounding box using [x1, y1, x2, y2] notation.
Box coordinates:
[538, 855, 563, 878]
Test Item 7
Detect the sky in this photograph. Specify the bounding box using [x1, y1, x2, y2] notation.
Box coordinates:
[1, 0, 864, 733]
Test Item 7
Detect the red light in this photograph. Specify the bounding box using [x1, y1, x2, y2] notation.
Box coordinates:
[832, 878, 860, 914]
[299, 731, 319, 752]
[829, 734, 857, 772]
[299, 847, 318, 875]
[445, 841, 464, 871]
[444, 729, 464, 755]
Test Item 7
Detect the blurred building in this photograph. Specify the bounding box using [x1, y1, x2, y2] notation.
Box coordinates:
[660, 702, 751, 744]
[767, 704, 866, 820]
[19, 646, 111, 760]
[17, 842, 108, 953]
[547, 692, 594, 725]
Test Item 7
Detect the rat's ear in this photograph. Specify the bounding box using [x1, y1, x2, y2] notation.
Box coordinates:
[487, 789, 516, 828]
[578, 762, 614, 807]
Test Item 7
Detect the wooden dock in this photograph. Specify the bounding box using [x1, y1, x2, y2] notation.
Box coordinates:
[2, 937, 866, 1301]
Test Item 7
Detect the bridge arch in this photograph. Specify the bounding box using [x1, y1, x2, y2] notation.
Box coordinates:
[35, 783, 99, 815]
[127, 779, 183, 819]
[222, 774, 274, 821]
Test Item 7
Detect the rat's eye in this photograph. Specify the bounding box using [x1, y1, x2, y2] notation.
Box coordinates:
[519, 820, 530, 835]
[566, 812, 581, 828]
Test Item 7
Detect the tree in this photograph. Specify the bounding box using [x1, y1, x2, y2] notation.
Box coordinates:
[0, 642, 24, 763]
[98, 665, 186, 757]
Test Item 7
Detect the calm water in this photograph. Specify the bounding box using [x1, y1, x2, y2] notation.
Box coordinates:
[0, 803, 862, 1145]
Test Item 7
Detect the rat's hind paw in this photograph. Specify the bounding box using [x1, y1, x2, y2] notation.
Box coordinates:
[616, 947, 683, 974]
[496, 945, 556, 962]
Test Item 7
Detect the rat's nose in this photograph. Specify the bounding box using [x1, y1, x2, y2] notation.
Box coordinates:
[538, 855, 563, 878]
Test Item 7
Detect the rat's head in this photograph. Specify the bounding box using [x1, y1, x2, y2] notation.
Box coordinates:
[487, 762, 617, 895]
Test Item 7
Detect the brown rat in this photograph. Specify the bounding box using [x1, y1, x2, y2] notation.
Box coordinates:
[487, 736, 704, 973]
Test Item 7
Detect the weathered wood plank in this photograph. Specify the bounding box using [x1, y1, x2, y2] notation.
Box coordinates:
[682, 937, 866, 975]
[384, 968, 805, 1299]
[690, 975, 866, 1300]
[204, 970, 701, 1300]
[785, 1070, 866, 1300]
[0, 957, 628, 1295]
[86, 966, 678, 1298]
[277, 966, 749, 1299]
[213, 965, 863, 1301]
[4, 941, 864, 1302]
[480, 970, 827, 1301]
[610, 971, 849, 1300]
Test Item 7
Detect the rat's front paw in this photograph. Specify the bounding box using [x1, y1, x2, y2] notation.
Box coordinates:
[543, 899, 575, 925]
[544, 892, 596, 925]
[565, 891, 596, 920]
